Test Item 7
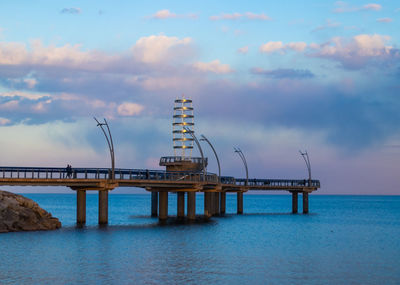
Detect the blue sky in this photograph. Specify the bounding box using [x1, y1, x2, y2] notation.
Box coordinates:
[0, 1, 399, 194]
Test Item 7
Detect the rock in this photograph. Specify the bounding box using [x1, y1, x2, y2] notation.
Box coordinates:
[0, 190, 61, 233]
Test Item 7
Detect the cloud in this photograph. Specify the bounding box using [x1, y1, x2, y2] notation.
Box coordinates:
[60, 8, 81, 14]
[0, 117, 10, 125]
[24, 78, 37, 89]
[309, 34, 399, 69]
[244, 12, 270, 20]
[0, 36, 204, 124]
[259, 41, 307, 53]
[377, 18, 393, 23]
[286, 42, 307, 52]
[0, 40, 115, 69]
[210, 12, 270, 21]
[117, 102, 144, 116]
[237, 46, 249, 54]
[0, 36, 194, 71]
[210, 12, 242, 20]
[251, 67, 314, 79]
[312, 19, 341, 32]
[193, 60, 234, 74]
[259, 41, 284, 53]
[0, 34, 398, 157]
[149, 9, 198, 19]
[0, 89, 135, 124]
[334, 2, 382, 13]
[363, 3, 382, 11]
[152, 9, 176, 19]
[132, 34, 192, 63]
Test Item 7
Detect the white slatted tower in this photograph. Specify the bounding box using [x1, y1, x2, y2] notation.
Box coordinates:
[173, 96, 194, 158]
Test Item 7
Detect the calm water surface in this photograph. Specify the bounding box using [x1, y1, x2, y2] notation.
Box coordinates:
[1, 194, 399, 284]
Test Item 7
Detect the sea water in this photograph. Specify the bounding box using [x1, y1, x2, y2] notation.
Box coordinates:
[1, 194, 399, 284]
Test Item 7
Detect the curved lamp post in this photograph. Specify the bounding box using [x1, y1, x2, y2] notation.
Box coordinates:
[234, 147, 248, 186]
[200, 135, 221, 182]
[183, 126, 206, 180]
[94, 117, 115, 180]
[299, 150, 311, 186]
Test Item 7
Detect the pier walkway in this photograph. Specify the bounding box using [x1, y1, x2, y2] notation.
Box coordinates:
[0, 166, 320, 224]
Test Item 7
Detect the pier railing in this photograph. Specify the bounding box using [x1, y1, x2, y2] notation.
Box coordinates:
[235, 178, 321, 188]
[0, 167, 320, 188]
[0, 167, 219, 183]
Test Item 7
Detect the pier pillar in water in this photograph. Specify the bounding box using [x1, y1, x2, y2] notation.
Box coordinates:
[151, 192, 158, 217]
[292, 191, 298, 214]
[98, 190, 108, 224]
[204, 192, 211, 218]
[159, 192, 168, 220]
[187, 192, 196, 220]
[220, 192, 226, 215]
[210, 192, 215, 215]
[237, 192, 243, 214]
[77, 190, 86, 224]
[177, 192, 185, 219]
[214, 192, 220, 216]
[303, 192, 309, 214]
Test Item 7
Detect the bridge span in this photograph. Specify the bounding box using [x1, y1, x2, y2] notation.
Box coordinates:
[0, 166, 320, 224]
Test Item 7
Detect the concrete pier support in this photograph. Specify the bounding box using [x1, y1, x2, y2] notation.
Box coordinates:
[151, 192, 158, 217]
[177, 192, 185, 219]
[237, 192, 243, 214]
[220, 192, 226, 215]
[187, 192, 196, 220]
[204, 192, 211, 218]
[214, 192, 220, 216]
[303, 192, 309, 214]
[210, 193, 215, 215]
[292, 192, 298, 214]
[159, 192, 168, 220]
[77, 190, 86, 224]
[98, 190, 109, 224]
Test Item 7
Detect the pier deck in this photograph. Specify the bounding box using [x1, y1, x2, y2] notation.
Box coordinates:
[0, 166, 320, 223]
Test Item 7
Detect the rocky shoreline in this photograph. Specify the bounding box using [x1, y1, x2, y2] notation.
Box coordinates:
[0, 190, 61, 233]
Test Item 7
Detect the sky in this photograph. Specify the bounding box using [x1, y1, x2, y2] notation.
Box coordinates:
[0, 0, 399, 195]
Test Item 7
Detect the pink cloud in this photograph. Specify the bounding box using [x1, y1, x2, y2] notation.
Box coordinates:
[244, 12, 271, 20]
[149, 9, 198, 19]
[210, 12, 270, 21]
[0, 40, 115, 70]
[377, 18, 393, 23]
[0, 117, 10, 125]
[334, 2, 382, 13]
[237, 46, 249, 54]
[309, 34, 399, 69]
[117, 102, 144, 116]
[152, 9, 177, 19]
[193, 60, 234, 74]
[132, 35, 192, 63]
[363, 3, 382, 11]
[259, 41, 307, 54]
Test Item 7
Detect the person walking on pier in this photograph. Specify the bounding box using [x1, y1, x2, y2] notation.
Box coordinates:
[66, 164, 72, 178]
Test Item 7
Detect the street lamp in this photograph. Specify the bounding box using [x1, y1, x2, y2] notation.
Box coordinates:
[94, 117, 115, 180]
[183, 126, 206, 180]
[234, 147, 248, 186]
[200, 135, 221, 182]
[299, 150, 311, 186]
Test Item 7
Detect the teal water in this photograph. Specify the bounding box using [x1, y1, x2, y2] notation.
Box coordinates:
[1, 194, 399, 284]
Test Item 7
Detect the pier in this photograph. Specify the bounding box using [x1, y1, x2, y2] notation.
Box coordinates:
[0, 166, 320, 224]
